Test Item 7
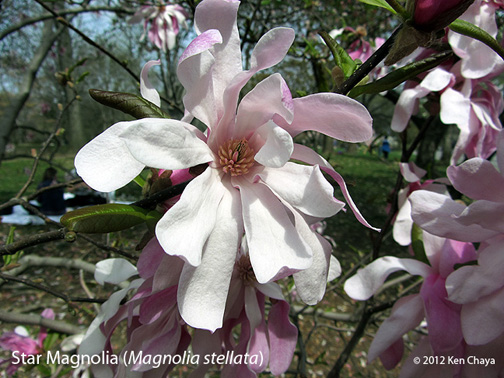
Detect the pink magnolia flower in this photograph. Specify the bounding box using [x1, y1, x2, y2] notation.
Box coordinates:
[448, 0, 504, 79]
[129, 2, 189, 51]
[410, 129, 504, 241]
[0, 309, 55, 375]
[76, 0, 375, 330]
[391, 63, 503, 164]
[393, 162, 449, 246]
[344, 232, 476, 371]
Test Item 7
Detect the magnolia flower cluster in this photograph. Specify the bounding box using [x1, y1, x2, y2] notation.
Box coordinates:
[76, 0, 375, 376]
[128, 2, 188, 51]
[342, 2, 504, 375]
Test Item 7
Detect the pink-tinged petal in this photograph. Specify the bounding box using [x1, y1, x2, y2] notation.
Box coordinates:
[293, 232, 334, 304]
[137, 238, 165, 279]
[237, 180, 312, 284]
[448, 2, 501, 79]
[367, 294, 425, 363]
[253, 120, 294, 168]
[94, 258, 138, 285]
[235, 73, 294, 139]
[399, 162, 426, 182]
[497, 130, 504, 173]
[455, 201, 504, 233]
[438, 238, 477, 278]
[194, 0, 242, 91]
[75, 121, 145, 192]
[254, 282, 284, 300]
[119, 119, 213, 170]
[345, 257, 431, 301]
[391, 86, 431, 132]
[250, 27, 295, 71]
[291, 144, 379, 231]
[177, 186, 242, 332]
[191, 330, 222, 378]
[140, 60, 161, 107]
[461, 288, 504, 345]
[177, 29, 222, 127]
[420, 275, 463, 354]
[139, 286, 177, 324]
[245, 286, 263, 333]
[259, 163, 344, 218]
[216, 28, 295, 140]
[248, 292, 269, 373]
[446, 242, 504, 303]
[156, 168, 226, 266]
[281, 93, 373, 141]
[448, 158, 504, 202]
[409, 190, 498, 242]
[78, 279, 144, 355]
[152, 253, 185, 292]
[268, 300, 298, 375]
[379, 339, 404, 370]
[0, 331, 39, 354]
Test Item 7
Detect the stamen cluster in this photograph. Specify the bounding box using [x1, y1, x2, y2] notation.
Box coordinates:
[218, 139, 255, 176]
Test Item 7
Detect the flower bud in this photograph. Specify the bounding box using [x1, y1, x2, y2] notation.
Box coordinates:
[413, 0, 475, 32]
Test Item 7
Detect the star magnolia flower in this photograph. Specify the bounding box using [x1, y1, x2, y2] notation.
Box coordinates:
[448, 0, 504, 79]
[344, 232, 477, 370]
[75, 0, 374, 330]
[409, 129, 504, 242]
[393, 162, 448, 246]
[128, 2, 188, 51]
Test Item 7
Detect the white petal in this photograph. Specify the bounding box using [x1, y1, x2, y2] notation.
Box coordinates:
[177, 186, 242, 332]
[140, 60, 161, 107]
[237, 180, 312, 284]
[156, 168, 226, 266]
[254, 120, 293, 168]
[75, 121, 145, 192]
[344, 256, 430, 300]
[258, 163, 344, 217]
[94, 258, 138, 285]
[119, 119, 213, 169]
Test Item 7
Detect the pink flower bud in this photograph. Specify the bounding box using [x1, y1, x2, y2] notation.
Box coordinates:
[413, 0, 475, 32]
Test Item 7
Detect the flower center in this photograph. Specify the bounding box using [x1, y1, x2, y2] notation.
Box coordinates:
[236, 254, 256, 285]
[218, 139, 255, 176]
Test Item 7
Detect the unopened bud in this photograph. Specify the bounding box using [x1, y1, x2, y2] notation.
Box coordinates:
[413, 0, 475, 32]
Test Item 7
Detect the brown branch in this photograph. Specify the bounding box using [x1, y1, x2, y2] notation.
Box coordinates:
[0, 310, 83, 335]
[0, 228, 67, 256]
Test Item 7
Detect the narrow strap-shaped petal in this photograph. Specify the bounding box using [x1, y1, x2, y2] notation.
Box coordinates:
[268, 300, 298, 375]
[367, 294, 424, 363]
[291, 143, 379, 231]
[177, 185, 242, 332]
[95, 258, 138, 285]
[140, 60, 161, 107]
[344, 256, 431, 301]
[236, 180, 312, 284]
[235, 73, 294, 140]
[258, 163, 344, 218]
[279, 93, 373, 141]
[156, 168, 226, 266]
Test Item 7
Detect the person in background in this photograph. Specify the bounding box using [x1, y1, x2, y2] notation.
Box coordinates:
[37, 167, 66, 215]
[381, 136, 391, 159]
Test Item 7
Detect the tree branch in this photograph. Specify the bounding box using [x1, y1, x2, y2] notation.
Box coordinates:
[0, 310, 83, 335]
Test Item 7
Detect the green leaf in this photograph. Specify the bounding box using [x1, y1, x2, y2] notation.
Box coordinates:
[411, 223, 430, 266]
[61, 204, 162, 234]
[450, 19, 504, 61]
[89, 89, 171, 119]
[358, 0, 396, 13]
[348, 50, 453, 97]
[319, 31, 357, 79]
[43, 332, 59, 351]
